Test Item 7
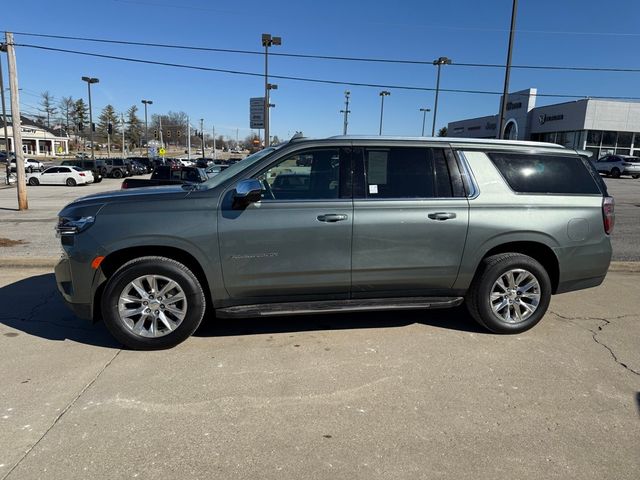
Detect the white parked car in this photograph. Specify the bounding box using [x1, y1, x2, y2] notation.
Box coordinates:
[10, 158, 45, 173]
[27, 166, 94, 186]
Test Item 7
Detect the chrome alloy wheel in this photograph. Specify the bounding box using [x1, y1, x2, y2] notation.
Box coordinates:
[118, 275, 187, 338]
[490, 268, 541, 324]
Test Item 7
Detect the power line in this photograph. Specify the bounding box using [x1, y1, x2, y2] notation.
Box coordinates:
[14, 43, 640, 101]
[7, 30, 640, 73]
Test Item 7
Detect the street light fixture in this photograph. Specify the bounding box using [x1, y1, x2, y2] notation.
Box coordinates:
[431, 56, 451, 137]
[262, 33, 281, 148]
[81, 76, 99, 160]
[378, 91, 390, 135]
[419, 108, 431, 136]
[340, 90, 351, 135]
[141, 99, 153, 157]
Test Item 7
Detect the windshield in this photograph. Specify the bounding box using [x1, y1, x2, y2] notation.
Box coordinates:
[203, 147, 278, 188]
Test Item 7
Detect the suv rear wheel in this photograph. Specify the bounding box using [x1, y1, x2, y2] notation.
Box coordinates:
[610, 167, 621, 178]
[466, 253, 551, 334]
[112, 169, 123, 179]
[101, 256, 206, 350]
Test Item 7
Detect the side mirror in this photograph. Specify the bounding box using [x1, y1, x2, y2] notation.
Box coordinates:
[233, 179, 263, 208]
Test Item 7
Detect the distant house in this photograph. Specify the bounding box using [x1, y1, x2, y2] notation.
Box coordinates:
[0, 115, 70, 156]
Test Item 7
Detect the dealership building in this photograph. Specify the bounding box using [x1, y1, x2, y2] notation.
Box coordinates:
[448, 88, 640, 159]
[1, 115, 70, 156]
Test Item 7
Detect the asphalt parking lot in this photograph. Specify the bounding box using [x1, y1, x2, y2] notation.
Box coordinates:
[0, 174, 639, 479]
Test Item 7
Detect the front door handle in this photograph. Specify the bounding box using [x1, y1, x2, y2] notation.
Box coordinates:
[428, 212, 457, 221]
[317, 214, 348, 223]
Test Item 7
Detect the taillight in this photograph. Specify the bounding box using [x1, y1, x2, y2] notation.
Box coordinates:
[603, 196, 615, 235]
[79, 173, 85, 176]
[121, 181, 128, 189]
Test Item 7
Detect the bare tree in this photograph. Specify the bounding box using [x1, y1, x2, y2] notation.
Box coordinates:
[58, 96, 74, 134]
[40, 91, 57, 129]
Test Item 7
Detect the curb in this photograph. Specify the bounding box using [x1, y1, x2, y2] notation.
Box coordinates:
[0, 258, 639, 272]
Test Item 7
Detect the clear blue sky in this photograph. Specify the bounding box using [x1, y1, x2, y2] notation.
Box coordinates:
[3, 0, 640, 141]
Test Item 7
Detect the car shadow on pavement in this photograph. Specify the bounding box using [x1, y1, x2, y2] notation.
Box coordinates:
[196, 306, 485, 338]
[0, 273, 119, 349]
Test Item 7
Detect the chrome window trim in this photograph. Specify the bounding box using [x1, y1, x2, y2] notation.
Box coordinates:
[456, 151, 480, 199]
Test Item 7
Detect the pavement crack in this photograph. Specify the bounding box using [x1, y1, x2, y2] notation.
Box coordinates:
[1, 349, 122, 480]
[588, 319, 640, 378]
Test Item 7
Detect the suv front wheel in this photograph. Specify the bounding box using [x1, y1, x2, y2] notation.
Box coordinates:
[101, 256, 206, 349]
[466, 253, 551, 334]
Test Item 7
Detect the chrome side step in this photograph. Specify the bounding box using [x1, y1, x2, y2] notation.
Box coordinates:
[216, 296, 464, 319]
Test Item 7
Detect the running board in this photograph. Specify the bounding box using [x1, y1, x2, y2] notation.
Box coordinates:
[216, 296, 464, 319]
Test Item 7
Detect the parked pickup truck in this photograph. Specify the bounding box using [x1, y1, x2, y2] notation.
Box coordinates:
[55, 136, 613, 350]
[120, 166, 208, 189]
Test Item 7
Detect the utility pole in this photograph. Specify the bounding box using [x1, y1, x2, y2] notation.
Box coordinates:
[159, 116, 164, 149]
[5, 33, 27, 210]
[340, 90, 351, 135]
[236, 128, 239, 149]
[497, 0, 519, 139]
[121, 113, 126, 159]
[187, 117, 191, 161]
[200, 118, 204, 158]
[431, 56, 452, 136]
[0, 45, 10, 185]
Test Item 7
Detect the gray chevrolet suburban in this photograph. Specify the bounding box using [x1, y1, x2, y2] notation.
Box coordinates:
[54, 136, 614, 349]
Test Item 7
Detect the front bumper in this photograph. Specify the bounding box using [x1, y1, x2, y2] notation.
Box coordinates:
[54, 255, 95, 320]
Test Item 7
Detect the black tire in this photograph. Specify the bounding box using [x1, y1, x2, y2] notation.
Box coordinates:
[465, 253, 551, 334]
[112, 169, 123, 179]
[27, 166, 33, 173]
[632, 174, 640, 179]
[94, 176, 102, 183]
[101, 256, 206, 350]
[66, 177, 77, 186]
[610, 168, 621, 178]
[28, 177, 39, 186]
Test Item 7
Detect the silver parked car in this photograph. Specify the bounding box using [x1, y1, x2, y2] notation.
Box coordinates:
[593, 154, 640, 178]
[55, 136, 613, 349]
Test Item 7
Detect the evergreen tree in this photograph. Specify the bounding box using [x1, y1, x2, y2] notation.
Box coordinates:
[98, 104, 119, 140]
[437, 126, 448, 137]
[126, 105, 143, 148]
[73, 99, 88, 130]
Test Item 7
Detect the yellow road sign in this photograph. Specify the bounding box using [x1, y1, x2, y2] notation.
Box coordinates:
[159, 147, 166, 156]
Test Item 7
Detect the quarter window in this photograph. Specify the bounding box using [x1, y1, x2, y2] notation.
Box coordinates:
[488, 152, 601, 195]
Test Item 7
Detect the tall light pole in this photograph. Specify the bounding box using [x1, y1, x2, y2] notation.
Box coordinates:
[200, 118, 204, 158]
[141, 99, 152, 157]
[81, 76, 99, 160]
[419, 108, 431, 136]
[378, 91, 390, 135]
[262, 33, 281, 148]
[497, 0, 519, 139]
[340, 90, 351, 135]
[431, 56, 451, 137]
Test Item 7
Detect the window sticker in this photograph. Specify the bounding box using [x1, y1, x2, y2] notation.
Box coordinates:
[369, 184, 378, 194]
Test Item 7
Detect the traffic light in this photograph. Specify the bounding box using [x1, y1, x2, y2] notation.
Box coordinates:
[91, 123, 96, 132]
[78, 122, 84, 131]
[107, 123, 113, 135]
[166, 130, 171, 138]
[177, 130, 181, 138]
[154, 130, 158, 139]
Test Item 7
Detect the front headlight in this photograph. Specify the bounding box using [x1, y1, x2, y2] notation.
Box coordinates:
[56, 216, 95, 235]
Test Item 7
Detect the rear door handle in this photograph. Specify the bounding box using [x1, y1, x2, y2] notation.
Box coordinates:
[317, 214, 348, 222]
[428, 212, 457, 221]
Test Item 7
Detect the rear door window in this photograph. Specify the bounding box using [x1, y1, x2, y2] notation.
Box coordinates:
[362, 147, 455, 199]
[487, 152, 601, 194]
